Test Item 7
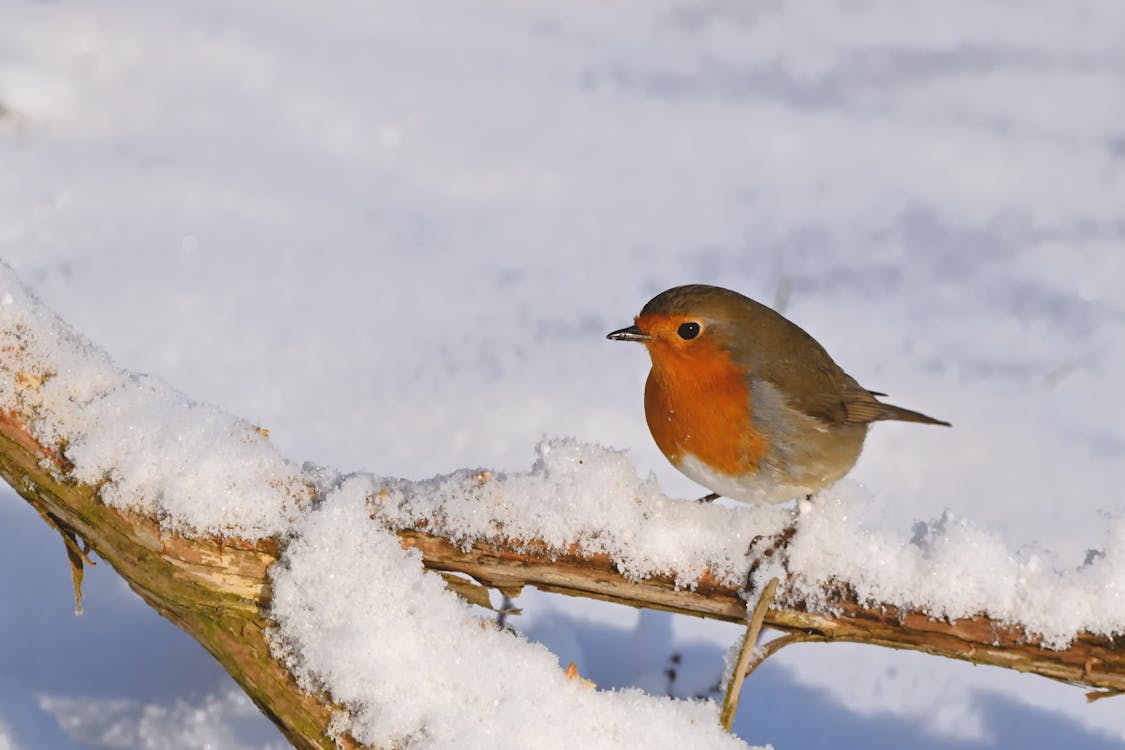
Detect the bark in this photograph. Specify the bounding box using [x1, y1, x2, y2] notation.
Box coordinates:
[1, 401, 1123, 748]
[397, 530, 1125, 696]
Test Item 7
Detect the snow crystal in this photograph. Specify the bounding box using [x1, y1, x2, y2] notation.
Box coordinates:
[268, 479, 762, 750]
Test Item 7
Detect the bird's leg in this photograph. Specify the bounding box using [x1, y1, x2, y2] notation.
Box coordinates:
[696, 492, 721, 503]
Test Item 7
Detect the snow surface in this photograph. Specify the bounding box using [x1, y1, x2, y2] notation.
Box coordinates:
[2, 0, 1124, 747]
[0, 267, 307, 537]
[371, 439, 789, 586]
[788, 488, 1125, 649]
[270, 478, 750, 750]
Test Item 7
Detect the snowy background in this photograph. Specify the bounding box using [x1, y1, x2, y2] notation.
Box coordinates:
[2, 0, 1124, 747]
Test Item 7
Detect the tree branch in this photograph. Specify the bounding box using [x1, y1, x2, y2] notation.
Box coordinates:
[396, 528, 1125, 695]
[3, 406, 1124, 750]
[1, 329, 1124, 748]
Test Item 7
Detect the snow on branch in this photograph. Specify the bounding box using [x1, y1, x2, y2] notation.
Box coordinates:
[1, 263, 1124, 750]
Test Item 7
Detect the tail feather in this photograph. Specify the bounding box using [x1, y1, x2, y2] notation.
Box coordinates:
[839, 391, 951, 426]
[875, 402, 951, 427]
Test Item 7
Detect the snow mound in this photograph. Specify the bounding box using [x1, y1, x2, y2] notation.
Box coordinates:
[0, 263, 308, 537]
[372, 438, 791, 586]
[268, 477, 760, 750]
[787, 487, 1125, 649]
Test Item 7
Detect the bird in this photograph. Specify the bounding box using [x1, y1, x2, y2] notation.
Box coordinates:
[608, 284, 949, 505]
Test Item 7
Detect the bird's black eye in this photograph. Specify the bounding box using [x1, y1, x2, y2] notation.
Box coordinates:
[677, 322, 701, 340]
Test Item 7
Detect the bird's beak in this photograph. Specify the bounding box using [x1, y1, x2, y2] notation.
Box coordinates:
[606, 324, 651, 342]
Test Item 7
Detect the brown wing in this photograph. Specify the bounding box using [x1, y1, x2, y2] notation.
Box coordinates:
[767, 367, 951, 427]
[706, 289, 949, 427]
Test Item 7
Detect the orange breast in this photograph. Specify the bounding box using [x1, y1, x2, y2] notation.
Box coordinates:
[643, 343, 767, 477]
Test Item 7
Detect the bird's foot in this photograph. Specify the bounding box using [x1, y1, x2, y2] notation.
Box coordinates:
[696, 492, 721, 503]
[745, 519, 798, 593]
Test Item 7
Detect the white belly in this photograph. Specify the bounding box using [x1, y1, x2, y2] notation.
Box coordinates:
[676, 453, 817, 505]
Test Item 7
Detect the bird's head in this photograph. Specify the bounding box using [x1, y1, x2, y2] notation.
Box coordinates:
[607, 284, 759, 372]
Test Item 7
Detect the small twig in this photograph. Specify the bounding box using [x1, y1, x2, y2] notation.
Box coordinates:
[1086, 688, 1125, 703]
[719, 577, 778, 731]
[495, 594, 520, 631]
[663, 652, 681, 696]
[34, 506, 95, 614]
[63, 528, 86, 615]
[741, 631, 827, 682]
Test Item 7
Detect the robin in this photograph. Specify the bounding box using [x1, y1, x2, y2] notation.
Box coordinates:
[608, 284, 949, 505]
